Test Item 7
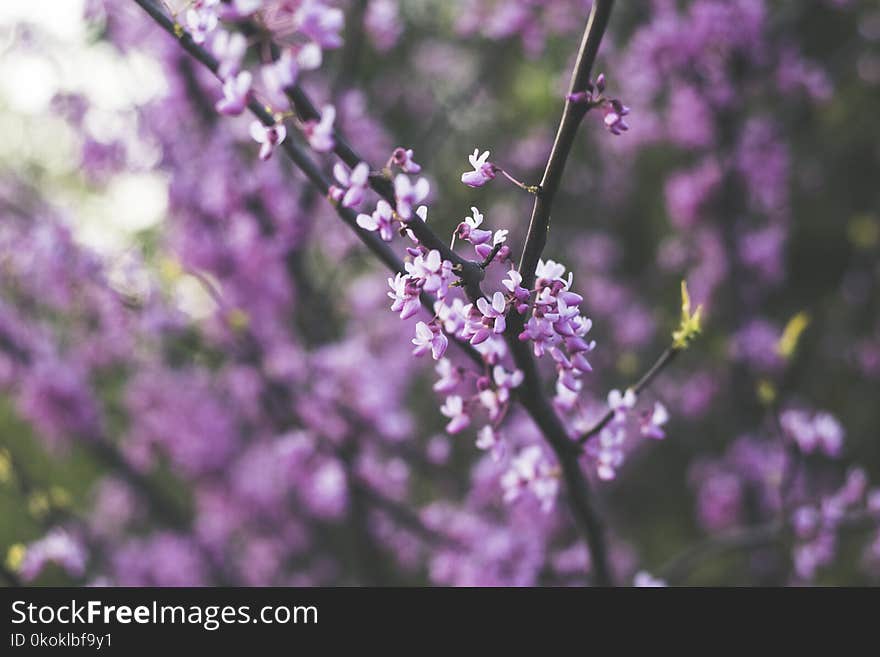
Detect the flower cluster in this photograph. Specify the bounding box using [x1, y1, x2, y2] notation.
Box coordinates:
[501, 445, 560, 513]
[512, 259, 596, 408]
[183, 0, 344, 160]
[583, 390, 669, 481]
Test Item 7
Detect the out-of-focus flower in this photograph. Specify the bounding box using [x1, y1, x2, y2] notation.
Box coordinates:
[19, 529, 87, 582]
[640, 402, 669, 439]
[215, 71, 252, 116]
[249, 121, 287, 160]
[211, 30, 247, 79]
[303, 105, 336, 152]
[501, 446, 559, 512]
[440, 395, 470, 434]
[393, 175, 429, 221]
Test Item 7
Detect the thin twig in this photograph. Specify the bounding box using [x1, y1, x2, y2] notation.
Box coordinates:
[577, 345, 680, 445]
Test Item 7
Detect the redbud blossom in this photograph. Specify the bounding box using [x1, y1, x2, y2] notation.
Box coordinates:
[391, 147, 421, 173]
[440, 395, 470, 434]
[333, 161, 370, 208]
[412, 321, 448, 360]
[356, 200, 395, 242]
[393, 175, 429, 221]
[303, 105, 336, 152]
[461, 149, 498, 187]
[211, 30, 247, 79]
[249, 120, 287, 160]
[215, 71, 252, 116]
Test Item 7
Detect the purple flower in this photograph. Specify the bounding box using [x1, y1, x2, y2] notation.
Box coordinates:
[435, 297, 468, 335]
[440, 395, 470, 434]
[412, 321, 448, 360]
[476, 425, 505, 462]
[501, 446, 559, 512]
[19, 529, 87, 582]
[474, 228, 509, 261]
[594, 425, 625, 481]
[476, 291, 508, 335]
[211, 30, 247, 79]
[295, 0, 345, 49]
[390, 147, 421, 173]
[603, 99, 631, 135]
[455, 206, 492, 245]
[249, 120, 287, 160]
[493, 364, 523, 392]
[262, 50, 299, 105]
[186, 2, 219, 45]
[640, 402, 670, 439]
[433, 358, 461, 393]
[461, 149, 498, 187]
[502, 270, 531, 313]
[633, 571, 666, 587]
[780, 408, 844, 458]
[387, 272, 421, 320]
[406, 250, 453, 298]
[215, 71, 252, 116]
[608, 388, 637, 421]
[518, 315, 555, 357]
[303, 104, 335, 153]
[393, 175, 429, 221]
[356, 199, 395, 242]
[218, 0, 263, 20]
[332, 161, 370, 208]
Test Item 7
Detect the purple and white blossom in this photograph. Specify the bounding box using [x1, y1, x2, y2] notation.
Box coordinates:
[215, 71, 252, 116]
[412, 321, 448, 360]
[249, 120, 287, 160]
[393, 175, 430, 221]
[460, 149, 498, 188]
[332, 161, 370, 208]
[303, 104, 336, 152]
[390, 147, 421, 173]
[357, 200, 395, 241]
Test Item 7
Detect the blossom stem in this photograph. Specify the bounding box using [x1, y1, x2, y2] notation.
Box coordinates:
[577, 345, 680, 446]
[500, 169, 540, 195]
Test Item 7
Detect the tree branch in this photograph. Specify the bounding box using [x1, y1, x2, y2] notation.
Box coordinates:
[517, 0, 614, 289]
[499, 0, 617, 586]
[133, 0, 616, 584]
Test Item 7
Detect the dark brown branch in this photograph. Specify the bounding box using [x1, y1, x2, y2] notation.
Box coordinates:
[497, 0, 617, 585]
[517, 0, 614, 289]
